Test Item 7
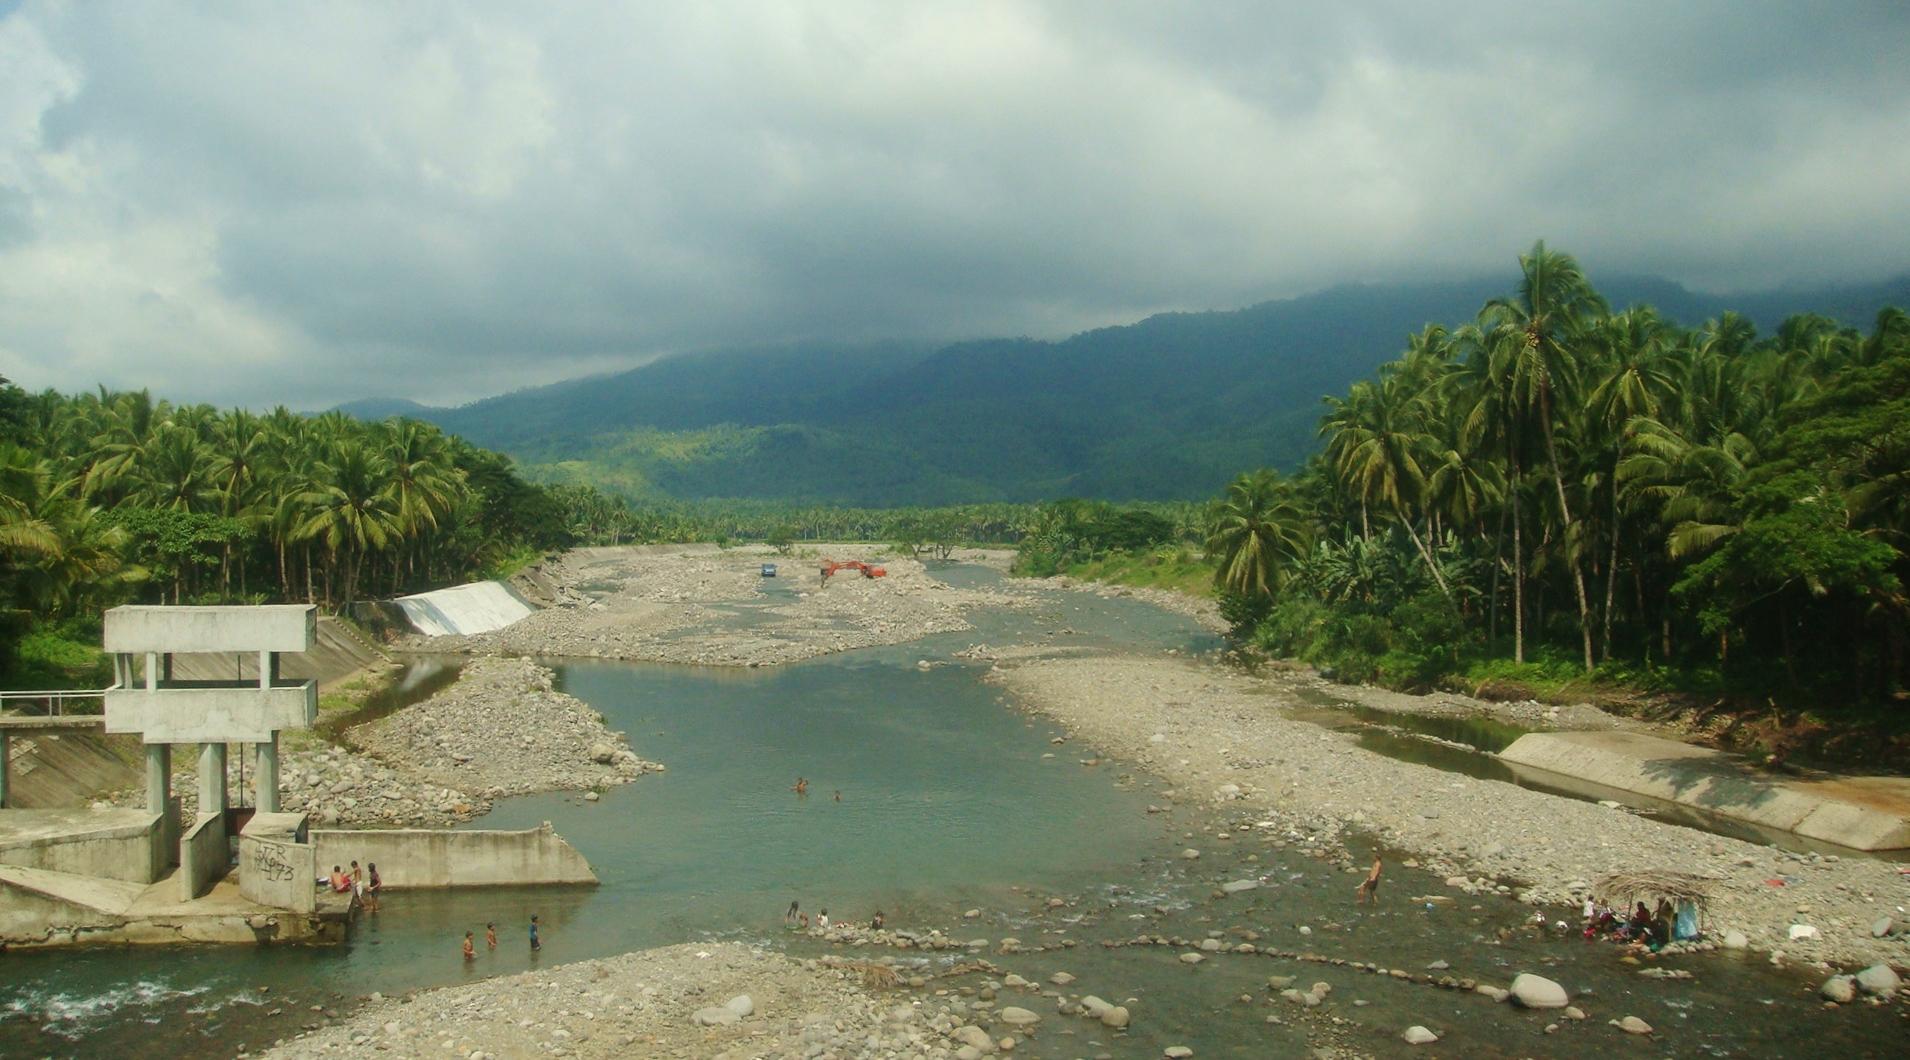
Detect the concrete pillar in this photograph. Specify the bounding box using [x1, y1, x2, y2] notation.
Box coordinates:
[256, 732, 280, 814]
[145, 743, 171, 815]
[198, 742, 227, 816]
[0, 730, 10, 808]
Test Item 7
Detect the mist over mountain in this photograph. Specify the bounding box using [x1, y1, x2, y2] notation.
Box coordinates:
[342, 272, 1910, 506]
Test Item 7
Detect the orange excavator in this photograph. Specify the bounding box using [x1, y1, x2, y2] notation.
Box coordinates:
[820, 559, 887, 580]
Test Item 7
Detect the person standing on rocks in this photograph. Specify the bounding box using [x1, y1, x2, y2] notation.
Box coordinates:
[529, 914, 542, 951]
[1356, 855, 1383, 905]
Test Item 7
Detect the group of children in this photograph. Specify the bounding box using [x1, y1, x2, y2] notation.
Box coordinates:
[323, 860, 380, 912]
[784, 901, 882, 932]
[463, 915, 541, 960]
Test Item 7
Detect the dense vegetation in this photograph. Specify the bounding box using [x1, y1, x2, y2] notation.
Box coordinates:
[352, 274, 1909, 506]
[0, 384, 625, 682]
[1201, 243, 1909, 707]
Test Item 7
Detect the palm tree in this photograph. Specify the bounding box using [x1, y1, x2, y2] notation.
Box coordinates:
[1206, 470, 1310, 598]
[1323, 376, 1451, 598]
[294, 440, 400, 608]
[1484, 240, 1608, 671]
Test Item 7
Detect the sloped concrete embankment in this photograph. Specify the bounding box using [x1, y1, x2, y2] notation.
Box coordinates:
[310, 822, 595, 888]
[1499, 730, 1910, 851]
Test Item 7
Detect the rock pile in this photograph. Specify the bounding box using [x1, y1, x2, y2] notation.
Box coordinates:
[349, 657, 660, 797]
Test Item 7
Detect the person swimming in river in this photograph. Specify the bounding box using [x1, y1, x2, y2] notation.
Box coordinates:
[833, 789, 842, 802]
[785, 900, 800, 926]
[871, 910, 885, 930]
[793, 777, 808, 796]
[1355, 855, 1383, 904]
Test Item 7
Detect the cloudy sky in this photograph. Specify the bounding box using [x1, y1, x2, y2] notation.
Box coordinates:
[2, 2, 1907, 408]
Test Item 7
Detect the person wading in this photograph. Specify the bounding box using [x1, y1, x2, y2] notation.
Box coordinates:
[1356, 855, 1383, 905]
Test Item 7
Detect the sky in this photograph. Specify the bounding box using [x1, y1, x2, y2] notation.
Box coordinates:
[2, 2, 1907, 409]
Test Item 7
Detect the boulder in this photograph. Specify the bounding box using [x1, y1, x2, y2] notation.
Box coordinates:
[1509, 973, 1569, 1009]
[691, 1007, 739, 1027]
[1722, 930, 1749, 950]
[1401, 1026, 1439, 1045]
[953, 1025, 995, 1053]
[1819, 975, 1856, 1004]
[998, 1007, 1040, 1027]
[1871, 917, 1896, 939]
[588, 742, 618, 764]
[1079, 996, 1111, 1017]
[1616, 1015, 1653, 1035]
[723, 994, 754, 1018]
[1099, 1005, 1130, 1029]
[1854, 964, 1900, 996]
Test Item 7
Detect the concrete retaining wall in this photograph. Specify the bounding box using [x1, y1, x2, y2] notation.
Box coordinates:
[238, 834, 315, 913]
[1500, 731, 1910, 851]
[393, 581, 534, 637]
[0, 809, 165, 884]
[178, 812, 229, 901]
[311, 821, 595, 889]
[167, 616, 387, 691]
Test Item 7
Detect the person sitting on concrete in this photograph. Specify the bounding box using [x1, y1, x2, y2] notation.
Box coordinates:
[329, 865, 352, 893]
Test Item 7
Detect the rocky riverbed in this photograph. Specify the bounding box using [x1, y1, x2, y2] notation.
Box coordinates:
[414, 545, 1020, 667]
[260, 942, 986, 1059]
[347, 657, 661, 799]
[989, 653, 1910, 973]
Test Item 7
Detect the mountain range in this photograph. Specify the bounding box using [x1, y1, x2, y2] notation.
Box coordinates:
[339, 272, 1910, 505]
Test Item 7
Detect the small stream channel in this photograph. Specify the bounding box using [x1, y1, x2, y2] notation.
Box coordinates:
[0, 568, 1902, 1057]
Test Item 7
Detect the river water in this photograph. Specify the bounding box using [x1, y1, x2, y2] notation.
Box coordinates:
[1, 567, 1902, 1056]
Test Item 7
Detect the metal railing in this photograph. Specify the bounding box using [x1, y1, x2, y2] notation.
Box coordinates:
[0, 685, 117, 717]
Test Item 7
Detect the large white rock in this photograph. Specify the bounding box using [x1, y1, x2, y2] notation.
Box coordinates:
[1616, 1015, 1653, 1035]
[723, 994, 754, 1018]
[1855, 964, 1901, 996]
[1099, 1005, 1130, 1028]
[1402, 1025, 1439, 1045]
[1819, 976, 1856, 1004]
[1509, 973, 1569, 1009]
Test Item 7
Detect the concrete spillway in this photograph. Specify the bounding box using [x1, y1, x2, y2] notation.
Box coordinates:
[1499, 731, 1910, 852]
[393, 581, 534, 637]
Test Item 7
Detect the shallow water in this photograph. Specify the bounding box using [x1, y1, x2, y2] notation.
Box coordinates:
[0, 571, 1902, 1057]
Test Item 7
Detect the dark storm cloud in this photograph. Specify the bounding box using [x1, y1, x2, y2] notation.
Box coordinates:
[1, 1, 1906, 408]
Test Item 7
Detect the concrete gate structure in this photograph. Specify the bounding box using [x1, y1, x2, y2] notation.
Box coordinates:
[102, 604, 319, 900]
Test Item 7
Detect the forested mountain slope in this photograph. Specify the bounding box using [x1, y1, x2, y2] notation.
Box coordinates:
[342, 273, 1910, 504]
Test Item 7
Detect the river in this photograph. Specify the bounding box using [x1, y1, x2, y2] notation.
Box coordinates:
[0, 567, 1901, 1057]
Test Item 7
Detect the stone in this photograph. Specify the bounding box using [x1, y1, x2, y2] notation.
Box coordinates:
[998, 1007, 1039, 1027]
[1165, 1048, 1194, 1059]
[1509, 973, 1568, 1009]
[1787, 924, 1819, 940]
[1181, 849, 1201, 860]
[1871, 917, 1896, 939]
[1564, 1006, 1586, 1021]
[691, 1007, 739, 1027]
[1049, 972, 1075, 986]
[1215, 784, 1242, 800]
[1079, 996, 1111, 1017]
[1401, 1026, 1438, 1045]
[583, 791, 600, 802]
[1722, 930, 1749, 950]
[1819, 976, 1856, 1004]
[1100, 1005, 1130, 1028]
[1268, 976, 1295, 990]
[954, 1025, 995, 1052]
[1854, 964, 1900, 996]
[1474, 985, 1509, 1003]
[723, 994, 754, 1018]
[1221, 880, 1259, 894]
[1179, 952, 1205, 965]
[1616, 1016, 1653, 1035]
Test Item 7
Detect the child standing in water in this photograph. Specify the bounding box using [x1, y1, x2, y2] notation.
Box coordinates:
[462, 931, 476, 961]
[486, 922, 497, 949]
[1355, 855, 1383, 904]
[529, 914, 542, 951]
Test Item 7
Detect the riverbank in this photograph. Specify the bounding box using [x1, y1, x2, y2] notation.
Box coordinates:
[417, 545, 1020, 667]
[988, 652, 1910, 972]
[258, 942, 958, 1059]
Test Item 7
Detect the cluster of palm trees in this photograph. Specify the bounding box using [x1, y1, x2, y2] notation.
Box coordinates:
[1, 385, 599, 633]
[1210, 242, 1910, 693]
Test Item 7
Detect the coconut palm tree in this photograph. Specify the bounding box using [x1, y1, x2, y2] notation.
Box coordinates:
[1206, 470, 1310, 598]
